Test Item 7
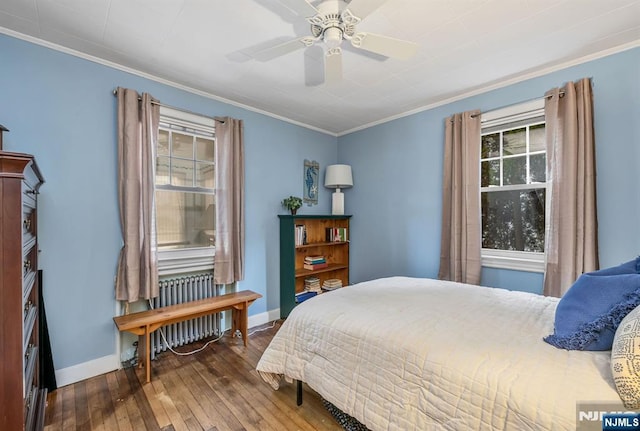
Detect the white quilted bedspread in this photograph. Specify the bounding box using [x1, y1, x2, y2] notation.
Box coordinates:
[256, 277, 621, 431]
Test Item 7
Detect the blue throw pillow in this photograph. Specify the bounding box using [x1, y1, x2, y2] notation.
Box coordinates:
[592, 257, 640, 276]
[544, 257, 640, 351]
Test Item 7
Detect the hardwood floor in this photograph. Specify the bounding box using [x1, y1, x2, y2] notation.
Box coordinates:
[44, 321, 343, 431]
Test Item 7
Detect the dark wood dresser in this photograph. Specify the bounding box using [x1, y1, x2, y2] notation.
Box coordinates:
[0, 151, 46, 430]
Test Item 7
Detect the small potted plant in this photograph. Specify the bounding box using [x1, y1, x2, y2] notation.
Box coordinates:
[282, 196, 303, 215]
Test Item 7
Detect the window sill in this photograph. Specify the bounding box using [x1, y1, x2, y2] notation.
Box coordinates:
[158, 247, 214, 276]
[481, 249, 544, 273]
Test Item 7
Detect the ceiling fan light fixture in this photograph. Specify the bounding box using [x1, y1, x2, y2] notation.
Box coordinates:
[323, 26, 343, 49]
[253, 0, 418, 85]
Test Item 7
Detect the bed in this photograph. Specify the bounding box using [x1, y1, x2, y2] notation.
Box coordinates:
[256, 276, 623, 431]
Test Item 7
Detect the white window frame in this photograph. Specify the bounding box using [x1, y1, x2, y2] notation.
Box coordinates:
[156, 106, 216, 276]
[480, 99, 546, 273]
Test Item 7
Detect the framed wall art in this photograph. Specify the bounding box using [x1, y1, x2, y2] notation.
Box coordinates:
[303, 159, 319, 206]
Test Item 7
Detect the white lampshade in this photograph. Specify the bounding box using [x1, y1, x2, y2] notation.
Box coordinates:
[324, 164, 353, 189]
[324, 164, 353, 215]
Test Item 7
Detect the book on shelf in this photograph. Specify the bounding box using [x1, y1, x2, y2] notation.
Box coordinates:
[323, 278, 342, 287]
[304, 255, 326, 264]
[295, 224, 307, 246]
[305, 255, 325, 262]
[326, 227, 348, 242]
[295, 290, 317, 303]
[322, 278, 343, 291]
[304, 276, 322, 293]
[303, 262, 329, 270]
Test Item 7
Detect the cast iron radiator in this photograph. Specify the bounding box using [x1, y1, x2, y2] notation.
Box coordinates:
[150, 273, 222, 359]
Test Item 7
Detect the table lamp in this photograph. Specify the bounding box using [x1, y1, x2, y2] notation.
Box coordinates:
[324, 164, 353, 215]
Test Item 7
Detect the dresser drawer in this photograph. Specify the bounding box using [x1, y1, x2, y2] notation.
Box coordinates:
[24, 386, 47, 431]
[23, 240, 37, 287]
[22, 206, 36, 237]
[23, 270, 36, 309]
[24, 384, 39, 431]
[22, 184, 37, 209]
[23, 302, 37, 358]
[23, 345, 38, 399]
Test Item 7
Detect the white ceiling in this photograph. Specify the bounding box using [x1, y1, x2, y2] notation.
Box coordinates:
[1, 0, 639, 135]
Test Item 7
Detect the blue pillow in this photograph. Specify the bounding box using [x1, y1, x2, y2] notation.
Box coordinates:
[592, 257, 640, 276]
[544, 257, 640, 351]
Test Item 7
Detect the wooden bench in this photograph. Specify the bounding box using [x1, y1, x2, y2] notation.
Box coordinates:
[113, 289, 262, 383]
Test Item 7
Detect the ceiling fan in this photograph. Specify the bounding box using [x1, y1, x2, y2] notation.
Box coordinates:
[252, 0, 419, 84]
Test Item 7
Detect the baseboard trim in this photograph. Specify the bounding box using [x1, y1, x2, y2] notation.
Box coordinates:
[55, 354, 120, 387]
[248, 308, 281, 328]
[56, 309, 281, 387]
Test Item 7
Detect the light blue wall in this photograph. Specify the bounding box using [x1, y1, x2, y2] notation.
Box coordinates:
[339, 47, 640, 294]
[0, 34, 337, 370]
[2, 31, 638, 373]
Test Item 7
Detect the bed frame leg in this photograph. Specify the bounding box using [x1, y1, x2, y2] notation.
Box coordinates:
[296, 380, 303, 406]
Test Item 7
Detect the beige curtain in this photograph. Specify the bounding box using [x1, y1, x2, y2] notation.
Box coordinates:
[214, 117, 245, 284]
[543, 78, 599, 297]
[438, 110, 482, 285]
[115, 88, 160, 302]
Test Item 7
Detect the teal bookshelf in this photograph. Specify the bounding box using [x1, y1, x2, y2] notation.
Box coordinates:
[278, 215, 351, 318]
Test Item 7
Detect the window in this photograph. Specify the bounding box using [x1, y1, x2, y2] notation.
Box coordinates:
[480, 100, 546, 272]
[156, 106, 216, 274]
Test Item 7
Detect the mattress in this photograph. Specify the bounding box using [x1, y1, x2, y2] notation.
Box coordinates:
[256, 276, 621, 430]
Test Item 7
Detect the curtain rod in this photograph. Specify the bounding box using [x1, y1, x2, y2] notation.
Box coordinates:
[468, 91, 565, 120]
[112, 89, 225, 124]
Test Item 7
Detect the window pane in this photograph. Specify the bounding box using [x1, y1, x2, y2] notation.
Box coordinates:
[503, 128, 526, 155]
[196, 137, 215, 162]
[171, 159, 194, 186]
[158, 130, 169, 156]
[172, 133, 194, 158]
[156, 156, 170, 185]
[156, 191, 215, 249]
[530, 124, 545, 152]
[481, 160, 500, 187]
[482, 188, 545, 252]
[503, 156, 526, 185]
[196, 162, 215, 188]
[530, 153, 546, 183]
[481, 133, 500, 158]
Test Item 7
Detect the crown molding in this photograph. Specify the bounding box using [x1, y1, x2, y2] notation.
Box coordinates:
[0, 27, 338, 137]
[338, 39, 640, 136]
[1, 27, 637, 138]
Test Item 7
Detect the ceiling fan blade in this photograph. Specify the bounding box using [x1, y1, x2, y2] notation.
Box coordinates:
[351, 33, 418, 60]
[274, 0, 319, 17]
[345, 0, 388, 20]
[253, 37, 312, 61]
[324, 48, 343, 84]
